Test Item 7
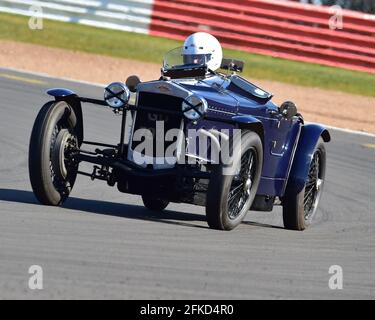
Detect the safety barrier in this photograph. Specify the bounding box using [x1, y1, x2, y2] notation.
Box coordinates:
[149, 0, 375, 74]
[0, 0, 374, 73]
[0, 0, 154, 33]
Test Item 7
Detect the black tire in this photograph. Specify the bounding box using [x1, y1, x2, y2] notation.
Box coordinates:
[29, 100, 79, 206]
[282, 138, 326, 231]
[206, 131, 263, 230]
[142, 195, 169, 211]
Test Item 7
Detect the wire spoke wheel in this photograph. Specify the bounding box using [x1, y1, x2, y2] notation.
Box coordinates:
[282, 138, 326, 231]
[29, 101, 79, 206]
[228, 148, 256, 220]
[206, 131, 263, 230]
[49, 123, 63, 190]
[50, 123, 78, 195]
[303, 150, 323, 221]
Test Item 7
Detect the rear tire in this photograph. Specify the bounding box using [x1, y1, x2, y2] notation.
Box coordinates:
[282, 138, 326, 230]
[206, 131, 263, 230]
[29, 101, 79, 206]
[142, 195, 169, 211]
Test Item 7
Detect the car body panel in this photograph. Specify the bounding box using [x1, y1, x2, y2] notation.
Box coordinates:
[45, 88, 84, 145]
[173, 75, 304, 198]
[47, 88, 77, 98]
[46, 72, 330, 205]
[285, 124, 331, 195]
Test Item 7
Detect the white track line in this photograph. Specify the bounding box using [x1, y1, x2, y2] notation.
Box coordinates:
[2, 66, 375, 138]
[305, 122, 375, 138]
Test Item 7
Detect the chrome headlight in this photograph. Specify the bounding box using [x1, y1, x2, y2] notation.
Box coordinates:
[104, 82, 130, 109]
[182, 95, 208, 120]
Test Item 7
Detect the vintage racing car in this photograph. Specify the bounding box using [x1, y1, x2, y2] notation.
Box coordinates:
[28, 32, 330, 231]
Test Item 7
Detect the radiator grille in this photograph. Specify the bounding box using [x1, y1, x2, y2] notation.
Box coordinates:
[131, 92, 183, 158]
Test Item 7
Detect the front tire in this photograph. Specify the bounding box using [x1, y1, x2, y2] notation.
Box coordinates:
[29, 101, 79, 206]
[282, 138, 326, 230]
[206, 131, 263, 230]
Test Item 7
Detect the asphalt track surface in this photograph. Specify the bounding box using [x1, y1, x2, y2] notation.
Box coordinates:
[0, 68, 374, 300]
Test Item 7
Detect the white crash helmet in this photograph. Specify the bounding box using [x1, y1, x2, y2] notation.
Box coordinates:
[182, 32, 223, 71]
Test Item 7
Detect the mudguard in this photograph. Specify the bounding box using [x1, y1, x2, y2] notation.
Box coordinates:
[46, 88, 83, 145]
[231, 115, 264, 142]
[47, 88, 77, 98]
[285, 124, 330, 195]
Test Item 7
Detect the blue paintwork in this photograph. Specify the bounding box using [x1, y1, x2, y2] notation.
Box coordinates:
[285, 124, 330, 195]
[176, 74, 330, 197]
[51, 73, 330, 198]
[46, 88, 84, 145]
[47, 88, 77, 98]
[231, 115, 263, 125]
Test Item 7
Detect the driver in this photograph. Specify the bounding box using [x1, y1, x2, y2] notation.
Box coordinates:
[182, 32, 223, 71]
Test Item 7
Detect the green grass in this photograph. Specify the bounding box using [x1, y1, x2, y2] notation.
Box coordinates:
[1, 13, 374, 97]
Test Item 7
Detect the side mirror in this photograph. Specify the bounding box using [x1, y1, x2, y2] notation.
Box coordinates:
[126, 75, 141, 93]
[280, 101, 298, 120]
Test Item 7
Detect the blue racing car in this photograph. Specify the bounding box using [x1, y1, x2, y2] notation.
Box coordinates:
[28, 32, 330, 231]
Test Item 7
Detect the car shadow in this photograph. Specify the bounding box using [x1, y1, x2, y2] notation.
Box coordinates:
[0, 188, 208, 229]
[0, 188, 282, 230]
[241, 221, 284, 230]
